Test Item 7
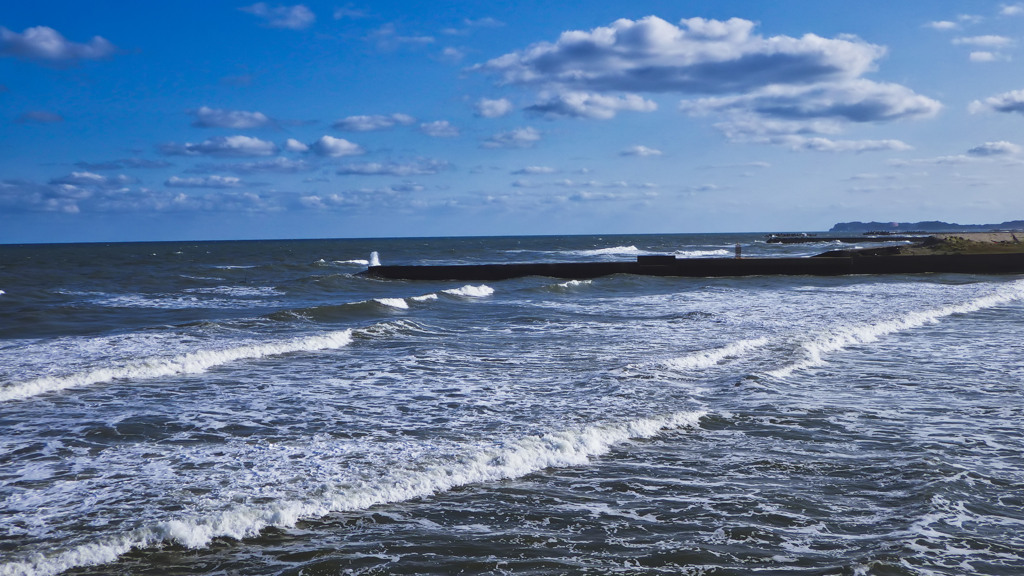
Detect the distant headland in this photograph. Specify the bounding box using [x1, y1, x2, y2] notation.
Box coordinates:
[830, 220, 1024, 233]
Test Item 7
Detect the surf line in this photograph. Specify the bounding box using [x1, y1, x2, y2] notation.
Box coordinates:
[0, 410, 707, 576]
[767, 280, 1024, 379]
[0, 330, 355, 403]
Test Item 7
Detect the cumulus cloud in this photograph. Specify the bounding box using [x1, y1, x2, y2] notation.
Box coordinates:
[1003, 4, 1024, 16]
[477, 16, 885, 94]
[681, 80, 940, 124]
[682, 80, 940, 146]
[526, 91, 657, 119]
[283, 138, 309, 152]
[621, 145, 663, 156]
[482, 126, 541, 148]
[240, 3, 315, 30]
[475, 98, 514, 118]
[190, 106, 272, 129]
[310, 135, 364, 157]
[15, 110, 63, 124]
[335, 159, 449, 176]
[925, 21, 959, 30]
[332, 113, 416, 131]
[476, 16, 939, 151]
[161, 136, 279, 157]
[166, 175, 243, 188]
[969, 89, 1024, 114]
[0, 26, 116, 62]
[420, 120, 460, 137]
[967, 141, 1022, 156]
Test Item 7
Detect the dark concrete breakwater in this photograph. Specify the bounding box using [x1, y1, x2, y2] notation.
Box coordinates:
[365, 252, 1024, 281]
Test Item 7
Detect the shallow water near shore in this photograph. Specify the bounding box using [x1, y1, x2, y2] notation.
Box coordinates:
[2, 233, 1023, 575]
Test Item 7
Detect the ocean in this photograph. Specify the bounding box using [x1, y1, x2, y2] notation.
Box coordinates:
[1, 233, 1023, 576]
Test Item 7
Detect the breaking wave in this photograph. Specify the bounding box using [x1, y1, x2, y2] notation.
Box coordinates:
[0, 410, 706, 576]
[0, 330, 354, 403]
[768, 279, 1024, 378]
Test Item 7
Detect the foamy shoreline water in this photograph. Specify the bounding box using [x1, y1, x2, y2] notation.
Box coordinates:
[3, 234, 1024, 575]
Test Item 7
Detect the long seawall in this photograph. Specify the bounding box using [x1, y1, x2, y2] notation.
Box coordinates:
[365, 253, 1024, 281]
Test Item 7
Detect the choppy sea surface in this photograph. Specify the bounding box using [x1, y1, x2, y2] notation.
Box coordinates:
[1, 233, 1023, 576]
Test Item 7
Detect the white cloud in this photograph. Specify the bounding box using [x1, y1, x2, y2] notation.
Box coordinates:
[511, 166, 556, 174]
[527, 91, 657, 119]
[420, 120, 460, 137]
[1001, 4, 1024, 16]
[969, 51, 1005, 62]
[161, 136, 279, 157]
[475, 98, 514, 118]
[283, 138, 309, 152]
[478, 16, 885, 94]
[681, 80, 940, 147]
[190, 106, 271, 129]
[925, 21, 959, 30]
[952, 35, 1014, 47]
[50, 172, 137, 187]
[240, 3, 315, 30]
[440, 47, 465, 62]
[967, 141, 1022, 156]
[166, 175, 243, 188]
[969, 89, 1024, 114]
[0, 26, 116, 62]
[478, 16, 938, 151]
[781, 136, 912, 153]
[621, 145, 663, 157]
[333, 113, 416, 131]
[482, 127, 541, 148]
[682, 80, 940, 124]
[336, 160, 448, 176]
[310, 135, 364, 157]
[369, 24, 434, 50]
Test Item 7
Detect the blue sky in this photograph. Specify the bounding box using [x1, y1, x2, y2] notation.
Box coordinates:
[2, 1, 1024, 242]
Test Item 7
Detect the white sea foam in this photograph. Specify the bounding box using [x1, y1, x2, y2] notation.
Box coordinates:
[0, 330, 354, 402]
[375, 298, 409, 309]
[334, 259, 370, 266]
[0, 289, 5, 296]
[768, 280, 1024, 379]
[673, 249, 731, 258]
[571, 245, 643, 257]
[557, 279, 592, 289]
[0, 410, 705, 576]
[663, 338, 771, 371]
[411, 293, 439, 302]
[443, 285, 494, 297]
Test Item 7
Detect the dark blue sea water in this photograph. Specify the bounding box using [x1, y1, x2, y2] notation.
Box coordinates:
[2, 234, 1024, 575]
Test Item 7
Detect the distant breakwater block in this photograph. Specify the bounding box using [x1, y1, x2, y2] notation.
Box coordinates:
[364, 253, 1024, 281]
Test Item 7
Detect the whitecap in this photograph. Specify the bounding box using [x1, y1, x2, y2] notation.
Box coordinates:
[0, 410, 706, 576]
[374, 298, 409, 309]
[443, 285, 494, 298]
[663, 337, 771, 371]
[767, 280, 1024, 378]
[0, 330, 354, 402]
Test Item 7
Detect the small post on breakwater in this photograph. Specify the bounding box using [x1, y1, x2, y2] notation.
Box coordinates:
[735, 243, 742, 259]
